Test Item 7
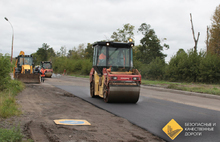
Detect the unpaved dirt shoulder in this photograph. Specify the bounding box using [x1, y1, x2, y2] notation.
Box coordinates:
[1, 83, 165, 142]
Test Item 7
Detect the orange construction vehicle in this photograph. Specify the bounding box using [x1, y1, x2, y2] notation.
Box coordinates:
[40, 61, 53, 78]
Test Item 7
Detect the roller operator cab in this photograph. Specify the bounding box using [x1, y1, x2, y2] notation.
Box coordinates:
[89, 41, 141, 103]
[40, 61, 53, 78]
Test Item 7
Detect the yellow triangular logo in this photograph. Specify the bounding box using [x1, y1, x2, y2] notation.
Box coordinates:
[162, 119, 183, 140]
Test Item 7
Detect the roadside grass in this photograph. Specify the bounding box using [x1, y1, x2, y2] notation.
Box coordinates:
[0, 126, 23, 142]
[167, 84, 220, 95]
[69, 72, 90, 78]
[142, 80, 220, 96]
[70, 74, 90, 78]
[0, 79, 27, 142]
[141, 80, 181, 86]
[0, 95, 21, 118]
[0, 79, 24, 118]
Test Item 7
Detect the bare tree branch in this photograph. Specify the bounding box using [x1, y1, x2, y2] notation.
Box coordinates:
[190, 13, 200, 52]
[206, 26, 209, 52]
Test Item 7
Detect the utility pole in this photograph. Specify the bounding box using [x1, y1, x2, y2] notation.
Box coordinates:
[4, 17, 14, 63]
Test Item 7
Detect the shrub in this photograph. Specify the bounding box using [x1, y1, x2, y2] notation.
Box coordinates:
[165, 49, 188, 81]
[165, 49, 202, 82]
[145, 57, 166, 80]
[7, 80, 25, 96]
[74, 60, 83, 71]
[165, 48, 220, 83]
[0, 55, 11, 90]
[0, 97, 21, 118]
[81, 59, 92, 75]
[52, 56, 92, 75]
[133, 58, 166, 80]
[0, 126, 23, 142]
[0, 80, 23, 118]
[197, 52, 220, 83]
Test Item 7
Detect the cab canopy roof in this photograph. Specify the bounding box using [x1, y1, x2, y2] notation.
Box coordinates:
[16, 55, 32, 58]
[93, 41, 134, 48]
[41, 61, 52, 63]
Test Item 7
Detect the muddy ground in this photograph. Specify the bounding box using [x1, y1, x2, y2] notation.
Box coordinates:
[0, 79, 165, 142]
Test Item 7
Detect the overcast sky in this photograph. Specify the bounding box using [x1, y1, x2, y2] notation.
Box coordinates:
[1, 0, 219, 62]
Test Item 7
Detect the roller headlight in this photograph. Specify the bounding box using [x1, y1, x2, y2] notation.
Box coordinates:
[133, 77, 139, 80]
[112, 77, 117, 80]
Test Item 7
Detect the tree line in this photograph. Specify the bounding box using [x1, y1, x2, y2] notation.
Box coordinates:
[30, 4, 220, 83]
[31, 22, 169, 77]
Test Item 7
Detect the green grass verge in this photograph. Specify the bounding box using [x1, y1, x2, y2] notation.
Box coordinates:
[142, 80, 220, 96]
[0, 96, 21, 118]
[167, 84, 220, 96]
[0, 126, 23, 142]
[0, 79, 24, 118]
[69, 73, 90, 78]
[141, 80, 181, 86]
[0, 79, 26, 142]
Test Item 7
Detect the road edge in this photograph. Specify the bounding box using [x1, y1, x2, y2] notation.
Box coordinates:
[60, 75, 220, 100]
[141, 85, 220, 100]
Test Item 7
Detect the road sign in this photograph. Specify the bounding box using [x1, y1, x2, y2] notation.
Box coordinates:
[54, 119, 91, 125]
[162, 119, 183, 140]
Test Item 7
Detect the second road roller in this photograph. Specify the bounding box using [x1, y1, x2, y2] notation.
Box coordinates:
[40, 61, 53, 78]
[89, 40, 141, 103]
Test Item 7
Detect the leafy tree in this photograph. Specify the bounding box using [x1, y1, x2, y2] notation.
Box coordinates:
[77, 44, 85, 58]
[67, 47, 77, 58]
[207, 4, 220, 54]
[56, 51, 61, 57]
[176, 48, 186, 55]
[67, 48, 77, 58]
[31, 52, 38, 65]
[32, 43, 55, 65]
[66, 44, 86, 59]
[84, 43, 93, 61]
[59, 46, 67, 57]
[111, 23, 135, 42]
[47, 48, 56, 60]
[37, 48, 47, 61]
[136, 23, 168, 64]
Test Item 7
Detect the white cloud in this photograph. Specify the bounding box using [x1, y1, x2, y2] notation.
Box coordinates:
[0, 0, 219, 62]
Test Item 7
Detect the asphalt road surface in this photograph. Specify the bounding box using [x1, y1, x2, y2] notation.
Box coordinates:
[46, 76, 220, 142]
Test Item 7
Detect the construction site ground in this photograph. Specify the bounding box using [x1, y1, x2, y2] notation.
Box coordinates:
[0, 77, 165, 142]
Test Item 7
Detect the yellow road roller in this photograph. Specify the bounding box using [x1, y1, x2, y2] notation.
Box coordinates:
[89, 41, 141, 103]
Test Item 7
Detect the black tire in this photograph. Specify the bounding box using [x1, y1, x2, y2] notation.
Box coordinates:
[90, 76, 96, 98]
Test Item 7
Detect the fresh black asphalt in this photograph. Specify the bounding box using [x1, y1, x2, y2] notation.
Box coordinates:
[48, 82, 220, 142]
